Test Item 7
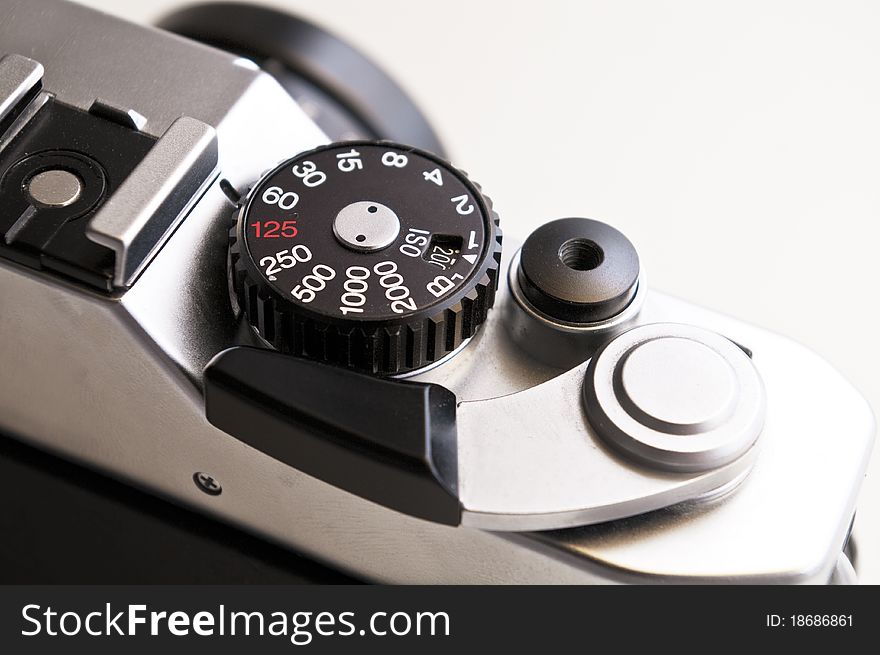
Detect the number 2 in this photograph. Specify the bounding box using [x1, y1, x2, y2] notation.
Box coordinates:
[451, 194, 474, 215]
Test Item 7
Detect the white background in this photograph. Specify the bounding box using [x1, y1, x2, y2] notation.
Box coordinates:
[75, 0, 879, 582]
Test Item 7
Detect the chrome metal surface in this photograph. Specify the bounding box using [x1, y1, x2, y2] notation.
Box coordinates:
[446, 312, 764, 530]
[0, 0, 873, 584]
[86, 116, 219, 287]
[455, 359, 759, 531]
[830, 552, 858, 585]
[528, 293, 874, 583]
[410, 238, 566, 400]
[333, 200, 400, 252]
[391, 336, 472, 380]
[27, 169, 82, 207]
[0, 245, 871, 581]
[0, 0, 327, 187]
[0, 54, 43, 124]
[584, 323, 766, 472]
[0, 91, 50, 157]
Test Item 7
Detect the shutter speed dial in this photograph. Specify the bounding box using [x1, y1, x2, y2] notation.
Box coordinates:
[230, 141, 502, 375]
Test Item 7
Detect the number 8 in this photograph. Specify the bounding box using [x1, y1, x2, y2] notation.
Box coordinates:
[381, 152, 408, 168]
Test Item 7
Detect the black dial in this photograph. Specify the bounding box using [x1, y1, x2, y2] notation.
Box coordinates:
[230, 141, 502, 375]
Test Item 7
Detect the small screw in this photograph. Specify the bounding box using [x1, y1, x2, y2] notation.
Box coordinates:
[193, 472, 222, 496]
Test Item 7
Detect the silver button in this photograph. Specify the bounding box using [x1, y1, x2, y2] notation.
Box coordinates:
[27, 169, 82, 207]
[583, 322, 766, 472]
[333, 200, 400, 252]
[617, 336, 738, 434]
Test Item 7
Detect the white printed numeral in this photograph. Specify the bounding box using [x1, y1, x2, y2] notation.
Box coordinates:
[291, 264, 336, 303]
[339, 266, 370, 315]
[374, 261, 416, 313]
[336, 149, 363, 172]
[381, 151, 408, 168]
[261, 186, 299, 210]
[451, 194, 474, 215]
[258, 244, 312, 279]
[423, 168, 443, 186]
[292, 160, 327, 187]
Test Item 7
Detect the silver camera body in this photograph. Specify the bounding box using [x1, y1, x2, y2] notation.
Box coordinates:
[0, 0, 873, 583]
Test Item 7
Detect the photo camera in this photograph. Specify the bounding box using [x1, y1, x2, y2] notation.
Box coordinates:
[0, 0, 872, 583]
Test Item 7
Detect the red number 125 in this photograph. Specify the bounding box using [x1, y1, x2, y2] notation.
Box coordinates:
[251, 220, 298, 238]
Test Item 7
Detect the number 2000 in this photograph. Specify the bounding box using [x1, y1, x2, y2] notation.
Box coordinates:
[374, 261, 417, 313]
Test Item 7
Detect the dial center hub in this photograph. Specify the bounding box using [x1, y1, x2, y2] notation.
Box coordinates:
[333, 200, 400, 252]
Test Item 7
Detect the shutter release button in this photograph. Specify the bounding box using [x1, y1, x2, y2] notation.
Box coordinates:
[616, 336, 738, 435]
[583, 323, 766, 472]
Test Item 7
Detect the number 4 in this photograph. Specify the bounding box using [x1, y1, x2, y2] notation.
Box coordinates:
[423, 168, 443, 186]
